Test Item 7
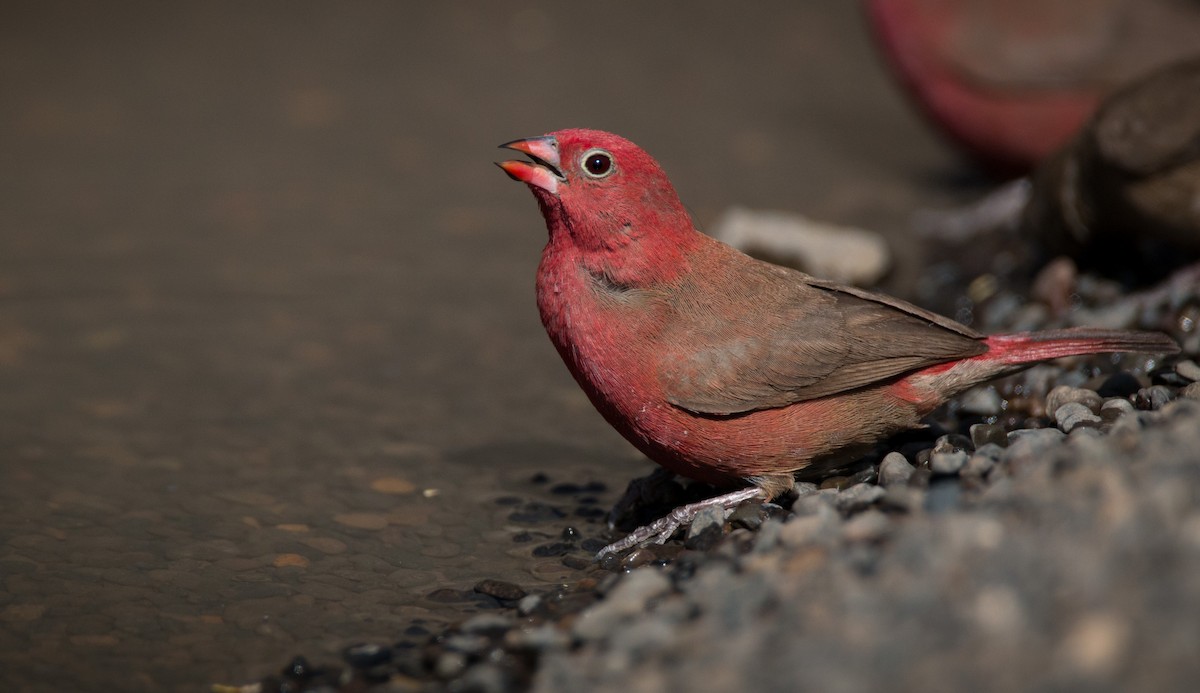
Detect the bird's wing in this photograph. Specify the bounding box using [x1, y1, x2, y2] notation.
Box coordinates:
[658, 263, 987, 415]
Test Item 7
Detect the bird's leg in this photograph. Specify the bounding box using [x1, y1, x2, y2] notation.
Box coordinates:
[595, 486, 767, 559]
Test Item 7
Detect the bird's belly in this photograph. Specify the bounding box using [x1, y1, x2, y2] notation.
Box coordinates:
[611, 386, 924, 486]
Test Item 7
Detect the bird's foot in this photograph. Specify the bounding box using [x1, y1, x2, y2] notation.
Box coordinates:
[595, 486, 766, 559]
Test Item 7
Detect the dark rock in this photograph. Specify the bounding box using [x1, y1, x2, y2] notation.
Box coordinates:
[508, 502, 567, 524]
[1097, 371, 1145, 398]
[683, 506, 726, 551]
[924, 478, 961, 513]
[342, 642, 392, 669]
[550, 482, 582, 495]
[1135, 385, 1176, 410]
[473, 579, 527, 602]
[969, 422, 1009, 449]
[1150, 364, 1192, 387]
[532, 542, 572, 557]
[728, 501, 766, 530]
[562, 555, 592, 570]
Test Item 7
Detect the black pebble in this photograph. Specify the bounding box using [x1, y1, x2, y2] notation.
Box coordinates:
[530, 472, 549, 484]
[342, 642, 392, 668]
[1098, 371, 1143, 398]
[562, 555, 591, 569]
[533, 542, 572, 557]
[473, 579, 527, 601]
[508, 502, 567, 524]
[550, 482, 582, 495]
[580, 537, 607, 553]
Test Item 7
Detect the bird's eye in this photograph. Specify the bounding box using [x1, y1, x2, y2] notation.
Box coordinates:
[581, 149, 615, 178]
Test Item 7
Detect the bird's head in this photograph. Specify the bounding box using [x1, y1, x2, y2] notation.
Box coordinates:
[498, 129, 699, 270]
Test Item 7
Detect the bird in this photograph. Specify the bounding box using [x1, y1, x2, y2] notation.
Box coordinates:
[497, 128, 1179, 556]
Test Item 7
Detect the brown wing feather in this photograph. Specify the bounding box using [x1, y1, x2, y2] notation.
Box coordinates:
[658, 257, 986, 415]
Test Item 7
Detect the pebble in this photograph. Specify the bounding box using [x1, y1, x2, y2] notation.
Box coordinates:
[1182, 382, 1200, 399]
[930, 449, 968, 475]
[572, 569, 671, 641]
[1045, 385, 1103, 414]
[792, 481, 819, 498]
[779, 506, 840, 548]
[342, 643, 392, 668]
[961, 451, 996, 478]
[532, 542, 572, 557]
[1176, 359, 1200, 382]
[841, 509, 891, 543]
[969, 423, 1008, 449]
[516, 594, 543, 616]
[877, 452, 915, 487]
[834, 483, 885, 513]
[1100, 398, 1135, 418]
[880, 485, 925, 513]
[1135, 385, 1175, 410]
[473, 579, 526, 602]
[1054, 402, 1102, 433]
[924, 478, 962, 513]
[683, 506, 726, 551]
[958, 387, 1003, 416]
[1006, 427, 1066, 451]
[728, 502, 766, 531]
[1097, 371, 1144, 398]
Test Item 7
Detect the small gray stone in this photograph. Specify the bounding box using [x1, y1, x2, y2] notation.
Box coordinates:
[970, 423, 1009, 449]
[961, 452, 995, 478]
[1182, 382, 1200, 400]
[1055, 401, 1102, 433]
[683, 506, 726, 551]
[516, 594, 543, 616]
[572, 568, 671, 641]
[779, 506, 839, 548]
[879, 485, 925, 513]
[461, 613, 513, 636]
[878, 452, 915, 487]
[841, 509, 891, 543]
[455, 663, 507, 693]
[435, 651, 467, 679]
[1176, 359, 1200, 382]
[834, 483, 885, 513]
[958, 387, 1003, 416]
[792, 481, 819, 498]
[1100, 398, 1135, 418]
[751, 518, 785, 553]
[930, 449, 968, 475]
[1046, 385, 1103, 414]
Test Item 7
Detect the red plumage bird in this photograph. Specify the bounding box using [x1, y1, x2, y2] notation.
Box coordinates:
[497, 129, 1178, 555]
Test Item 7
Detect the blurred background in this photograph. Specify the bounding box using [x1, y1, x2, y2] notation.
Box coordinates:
[2, 1, 1197, 690]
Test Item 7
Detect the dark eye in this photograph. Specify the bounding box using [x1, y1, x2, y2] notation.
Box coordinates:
[581, 149, 614, 178]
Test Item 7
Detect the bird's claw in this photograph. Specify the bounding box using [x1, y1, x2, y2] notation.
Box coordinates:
[595, 486, 766, 559]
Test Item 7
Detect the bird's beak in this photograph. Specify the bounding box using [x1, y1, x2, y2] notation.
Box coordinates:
[497, 136, 564, 195]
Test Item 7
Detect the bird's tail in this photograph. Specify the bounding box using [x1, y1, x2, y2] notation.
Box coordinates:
[984, 328, 1180, 365]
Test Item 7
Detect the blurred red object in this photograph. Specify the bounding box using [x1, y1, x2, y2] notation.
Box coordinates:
[864, 0, 1200, 176]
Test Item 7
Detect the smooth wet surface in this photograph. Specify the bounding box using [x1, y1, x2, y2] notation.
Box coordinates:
[0, 2, 966, 690]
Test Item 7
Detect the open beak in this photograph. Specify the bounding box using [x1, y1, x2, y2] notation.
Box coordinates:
[497, 136, 564, 195]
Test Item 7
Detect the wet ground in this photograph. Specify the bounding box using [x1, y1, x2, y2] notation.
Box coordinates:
[0, 3, 982, 690]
